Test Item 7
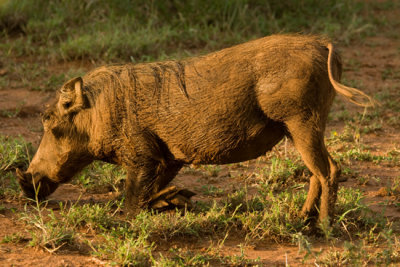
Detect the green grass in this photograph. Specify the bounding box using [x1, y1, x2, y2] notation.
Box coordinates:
[0, 0, 377, 63]
[74, 161, 126, 193]
[2, 130, 398, 265]
[255, 156, 307, 192]
[0, 134, 33, 198]
[17, 180, 398, 265]
[0, 0, 388, 93]
[0, 134, 33, 172]
[1, 0, 400, 265]
[0, 171, 20, 199]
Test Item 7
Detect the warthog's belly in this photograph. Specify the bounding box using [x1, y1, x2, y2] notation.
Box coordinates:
[177, 119, 286, 165]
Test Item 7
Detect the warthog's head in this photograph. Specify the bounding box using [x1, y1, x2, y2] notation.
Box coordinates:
[17, 77, 93, 200]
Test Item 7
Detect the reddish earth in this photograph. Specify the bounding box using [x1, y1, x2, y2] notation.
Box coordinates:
[1, 5, 400, 266]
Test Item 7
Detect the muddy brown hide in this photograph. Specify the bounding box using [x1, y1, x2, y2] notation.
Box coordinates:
[18, 35, 371, 221]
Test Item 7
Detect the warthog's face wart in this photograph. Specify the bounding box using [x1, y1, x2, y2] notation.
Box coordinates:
[17, 77, 93, 199]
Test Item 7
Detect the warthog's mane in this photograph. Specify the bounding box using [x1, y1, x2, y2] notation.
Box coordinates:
[82, 60, 190, 106]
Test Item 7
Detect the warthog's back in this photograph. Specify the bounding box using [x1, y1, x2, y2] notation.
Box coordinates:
[82, 35, 347, 164]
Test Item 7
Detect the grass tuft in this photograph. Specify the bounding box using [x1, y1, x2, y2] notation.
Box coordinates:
[0, 134, 33, 172]
[1, 0, 376, 63]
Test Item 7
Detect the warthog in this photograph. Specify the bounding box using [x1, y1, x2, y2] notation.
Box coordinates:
[17, 35, 372, 222]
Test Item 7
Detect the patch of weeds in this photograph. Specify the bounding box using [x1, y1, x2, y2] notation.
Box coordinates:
[381, 67, 400, 81]
[0, 134, 33, 172]
[0, 171, 21, 199]
[334, 187, 384, 230]
[344, 147, 375, 162]
[1, 233, 25, 244]
[318, 240, 369, 266]
[31, 68, 87, 91]
[0, 0, 378, 63]
[145, 203, 233, 239]
[0, 61, 49, 90]
[341, 77, 364, 89]
[344, 58, 361, 71]
[180, 165, 202, 176]
[317, 228, 400, 266]
[91, 228, 155, 266]
[255, 156, 307, 191]
[386, 176, 400, 196]
[223, 186, 263, 213]
[375, 90, 391, 102]
[355, 175, 375, 186]
[160, 243, 257, 266]
[0, 101, 25, 118]
[20, 189, 121, 253]
[387, 100, 400, 113]
[328, 127, 354, 145]
[238, 188, 308, 242]
[89, 189, 308, 264]
[0, 57, 86, 91]
[341, 167, 359, 180]
[20, 199, 75, 252]
[201, 165, 222, 177]
[59, 201, 119, 232]
[361, 121, 383, 134]
[74, 161, 125, 193]
[159, 249, 212, 266]
[90, 206, 234, 265]
[334, 145, 396, 165]
[31, 73, 66, 91]
[299, 186, 399, 265]
[331, 109, 351, 122]
[293, 232, 322, 264]
[374, 229, 400, 265]
[200, 185, 224, 197]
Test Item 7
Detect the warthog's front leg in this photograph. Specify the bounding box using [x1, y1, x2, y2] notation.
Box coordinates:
[124, 158, 194, 216]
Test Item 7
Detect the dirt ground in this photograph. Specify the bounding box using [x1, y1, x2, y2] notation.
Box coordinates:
[1, 5, 400, 267]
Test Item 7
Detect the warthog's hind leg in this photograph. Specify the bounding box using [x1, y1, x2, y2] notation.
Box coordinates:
[285, 117, 340, 222]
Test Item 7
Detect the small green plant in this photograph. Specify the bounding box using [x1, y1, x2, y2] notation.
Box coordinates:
[0, 134, 33, 172]
[19, 186, 75, 252]
[256, 156, 306, 191]
[317, 228, 400, 266]
[0, 171, 20, 199]
[91, 229, 155, 266]
[0, 101, 25, 118]
[1, 233, 24, 244]
[200, 185, 224, 196]
[59, 201, 118, 232]
[201, 165, 222, 177]
[381, 67, 400, 80]
[75, 161, 126, 193]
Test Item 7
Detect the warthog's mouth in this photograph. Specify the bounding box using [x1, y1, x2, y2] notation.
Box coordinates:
[16, 168, 59, 200]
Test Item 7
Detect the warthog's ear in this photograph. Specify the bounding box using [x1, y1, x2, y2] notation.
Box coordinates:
[58, 77, 84, 116]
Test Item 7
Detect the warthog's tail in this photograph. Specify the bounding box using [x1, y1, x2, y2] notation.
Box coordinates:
[327, 43, 375, 107]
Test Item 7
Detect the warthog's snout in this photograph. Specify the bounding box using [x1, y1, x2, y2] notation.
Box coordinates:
[16, 168, 59, 200]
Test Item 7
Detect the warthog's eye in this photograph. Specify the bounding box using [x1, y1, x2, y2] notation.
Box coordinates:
[63, 101, 72, 109]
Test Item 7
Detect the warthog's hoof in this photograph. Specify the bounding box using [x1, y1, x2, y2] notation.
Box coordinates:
[149, 186, 196, 211]
[300, 207, 319, 223]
